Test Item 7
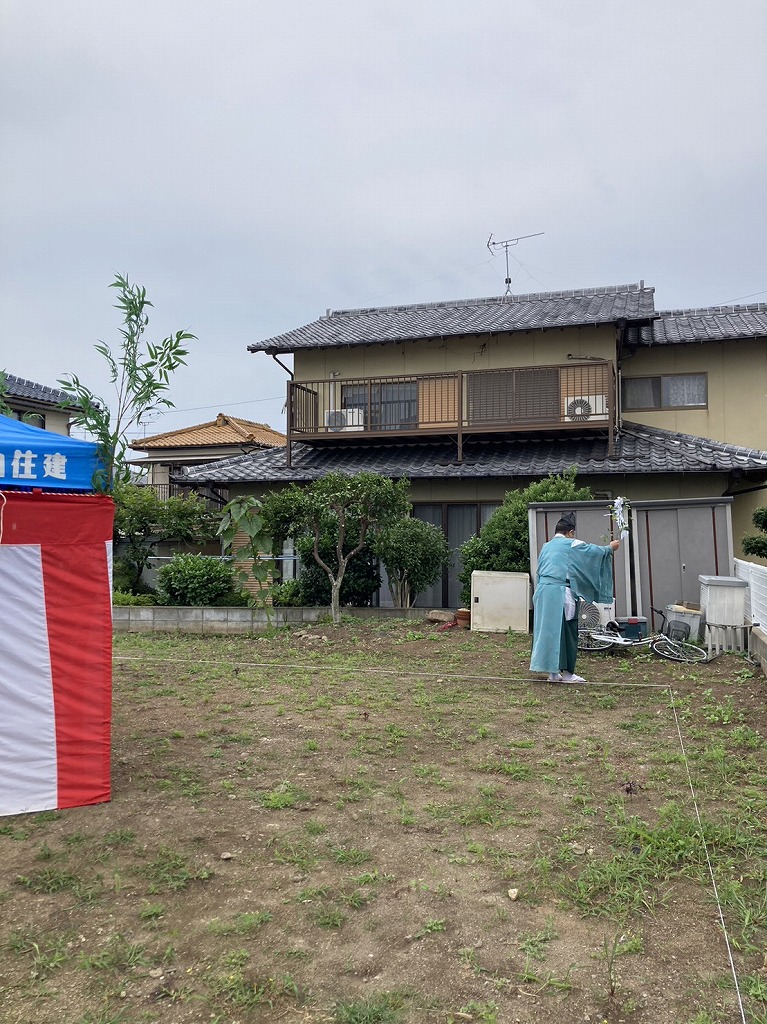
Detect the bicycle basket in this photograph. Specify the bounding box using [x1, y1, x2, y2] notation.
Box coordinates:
[666, 619, 691, 642]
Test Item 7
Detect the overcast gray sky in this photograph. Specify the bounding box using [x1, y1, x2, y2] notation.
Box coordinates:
[2, 0, 766, 441]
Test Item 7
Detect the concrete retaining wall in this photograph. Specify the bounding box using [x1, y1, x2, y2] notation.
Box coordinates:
[751, 625, 767, 676]
[112, 605, 428, 634]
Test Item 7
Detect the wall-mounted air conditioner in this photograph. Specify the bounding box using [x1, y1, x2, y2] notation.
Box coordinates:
[563, 394, 608, 422]
[324, 408, 365, 432]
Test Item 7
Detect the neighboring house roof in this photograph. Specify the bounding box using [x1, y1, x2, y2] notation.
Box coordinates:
[180, 422, 767, 487]
[248, 283, 657, 355]
[3, 373, 75, 407]
[130, 414, 286, 453]
[627, 303, 767, 347]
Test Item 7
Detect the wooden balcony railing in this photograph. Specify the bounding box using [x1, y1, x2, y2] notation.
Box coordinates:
[286, 361, 615, 463]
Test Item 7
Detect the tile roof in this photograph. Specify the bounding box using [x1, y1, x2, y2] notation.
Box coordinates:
[627, 304, 767, 346]
[130, 414, 285, 451]
[3, 373, 75, 406]
[249, 284, 657, 354]
[180, 422, 767, 486]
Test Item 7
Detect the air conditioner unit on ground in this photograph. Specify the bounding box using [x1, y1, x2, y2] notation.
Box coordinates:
[324, 408, 365, 432]
[563, 394, 608, 422]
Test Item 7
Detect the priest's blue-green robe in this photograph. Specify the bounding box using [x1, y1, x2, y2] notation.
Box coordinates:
[529, 535, 615, 673]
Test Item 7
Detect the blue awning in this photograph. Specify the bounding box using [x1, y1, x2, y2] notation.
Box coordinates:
[0, 415, 102, 492]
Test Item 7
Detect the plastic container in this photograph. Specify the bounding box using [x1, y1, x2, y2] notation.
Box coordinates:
[615, 616, 647, 640]
[664, 604, 701, 638]
[698, 575, 747, 627]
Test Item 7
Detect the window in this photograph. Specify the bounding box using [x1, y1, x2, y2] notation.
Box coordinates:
[342, 381, 418, 430]
[622, 373, 707, 410]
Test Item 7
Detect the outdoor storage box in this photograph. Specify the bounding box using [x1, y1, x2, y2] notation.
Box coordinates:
[664, 605, 702, 638]
[615, 616, 647, 640]
[698, 575, 748, 627]
[471, 570, 530, 633]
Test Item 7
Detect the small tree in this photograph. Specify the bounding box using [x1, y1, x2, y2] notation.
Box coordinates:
[113, 481, 219, 593]
[742, 507, 767, 560]
[216, 496, 275, 604]
[59, 273, 195, 491]
[262, 472, 411, 624]
[375, 517, 451, 607]
[458, 468, 593, 604]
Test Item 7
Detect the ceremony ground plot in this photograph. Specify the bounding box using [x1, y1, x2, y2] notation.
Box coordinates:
[1, 620, 766, 1024]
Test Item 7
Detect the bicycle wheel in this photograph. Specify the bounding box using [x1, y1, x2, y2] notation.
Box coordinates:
[578, 629, 614, 651]
[651, 637, 707, 663]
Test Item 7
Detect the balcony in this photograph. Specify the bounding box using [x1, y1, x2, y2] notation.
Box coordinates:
[287, 361, 615, 461]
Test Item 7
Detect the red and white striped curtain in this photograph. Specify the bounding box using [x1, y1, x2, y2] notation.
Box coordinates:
[0, 491, 114, 816]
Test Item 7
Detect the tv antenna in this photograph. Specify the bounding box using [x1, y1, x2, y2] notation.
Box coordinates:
[486, 232, 544, 296]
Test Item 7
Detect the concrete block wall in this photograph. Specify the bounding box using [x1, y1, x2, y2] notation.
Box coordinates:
[112, 605, 426, 634]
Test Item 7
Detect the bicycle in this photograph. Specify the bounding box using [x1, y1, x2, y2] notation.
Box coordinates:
[577, 605, 708, 663]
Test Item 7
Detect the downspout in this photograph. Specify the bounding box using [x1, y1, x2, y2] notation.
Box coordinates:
[271, 352, 294, 468]
[613, 319, 627, 456]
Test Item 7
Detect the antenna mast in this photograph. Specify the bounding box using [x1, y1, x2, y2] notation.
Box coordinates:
[486, 232, 544, 296]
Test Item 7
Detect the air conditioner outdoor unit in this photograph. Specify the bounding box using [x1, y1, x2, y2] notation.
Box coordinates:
[324, 408, 365, 432]
[563, 394, 608, 422]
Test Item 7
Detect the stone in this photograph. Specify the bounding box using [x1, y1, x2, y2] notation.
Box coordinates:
[426, 610, 455, 623]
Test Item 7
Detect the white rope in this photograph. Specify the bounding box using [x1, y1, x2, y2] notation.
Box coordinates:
[667, 687, 748, 1023]
[112, 655, 670, 689]
[112, 651, 749, 1011]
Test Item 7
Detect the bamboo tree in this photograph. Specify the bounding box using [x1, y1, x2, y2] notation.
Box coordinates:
[59, 274, 195, 492]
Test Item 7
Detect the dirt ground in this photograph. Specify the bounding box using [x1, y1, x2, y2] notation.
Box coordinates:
[1, 619, 766, 1024]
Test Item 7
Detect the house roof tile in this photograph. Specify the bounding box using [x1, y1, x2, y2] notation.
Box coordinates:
[180, 422, 767, 486]
[3, 373, 75, 407]
[249, 284, 656, 355]
[627, 304, 767, 346]
[130, 414, 285, 451]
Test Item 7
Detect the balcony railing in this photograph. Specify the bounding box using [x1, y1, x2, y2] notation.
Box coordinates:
[287, 361, 615, 462]
[136, 482, 229, 507]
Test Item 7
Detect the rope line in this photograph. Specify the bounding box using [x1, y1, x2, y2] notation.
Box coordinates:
[112, 655, 670, 689]
[0, 491, 6, 544]
[667, 687, 748, 1023]
[112, 653, 750, 1016]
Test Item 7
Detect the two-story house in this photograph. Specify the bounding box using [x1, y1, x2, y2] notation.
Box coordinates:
[1, 373, 76, 435]
[182, 283, 767, 605]
[129, 413, 286, 503]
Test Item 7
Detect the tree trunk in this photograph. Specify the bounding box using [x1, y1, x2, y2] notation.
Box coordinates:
[330, 579, 343, 625]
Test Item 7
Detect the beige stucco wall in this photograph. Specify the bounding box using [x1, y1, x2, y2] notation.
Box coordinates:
[621, 339, 767, 450]
[293, 324, 617, 381]
[230, 473, 762, 562]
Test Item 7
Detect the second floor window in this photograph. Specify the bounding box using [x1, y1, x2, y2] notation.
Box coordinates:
[622, 373, 707, 411]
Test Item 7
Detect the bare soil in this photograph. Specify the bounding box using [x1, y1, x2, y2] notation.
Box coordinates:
[1, 619, 766, 1024]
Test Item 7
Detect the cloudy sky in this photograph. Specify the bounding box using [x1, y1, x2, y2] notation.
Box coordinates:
[2, 0, 766, 441]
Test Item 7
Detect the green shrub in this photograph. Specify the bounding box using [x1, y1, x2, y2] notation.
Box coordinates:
[375, 517, 451, 606]
[270, 578, 304, 607]
[742, 506, 767, 559]
[295, 538, 380, 608]
[458, 469, 593, 604]
[112, 590, 156, 606]
[156, 554, 237, 606]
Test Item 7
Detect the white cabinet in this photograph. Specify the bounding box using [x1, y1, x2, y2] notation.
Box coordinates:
[470, 571, 530, 633]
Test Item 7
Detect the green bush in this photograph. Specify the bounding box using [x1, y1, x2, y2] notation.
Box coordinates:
[742, 506, 767, 559]
[270, 578, 304, 607]
[293, 536, 380, 608]
[156, 554, 238, 606]
[112, 590, 156, 606]
[375, 517, 451, 606]
[458, 469, 593, 604]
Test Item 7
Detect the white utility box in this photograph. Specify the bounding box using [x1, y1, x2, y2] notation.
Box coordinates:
[470, 570, 530, 633]
[698, 575, 748, 626]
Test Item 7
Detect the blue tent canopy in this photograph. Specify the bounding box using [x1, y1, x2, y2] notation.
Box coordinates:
[0, 414, 102, 492]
